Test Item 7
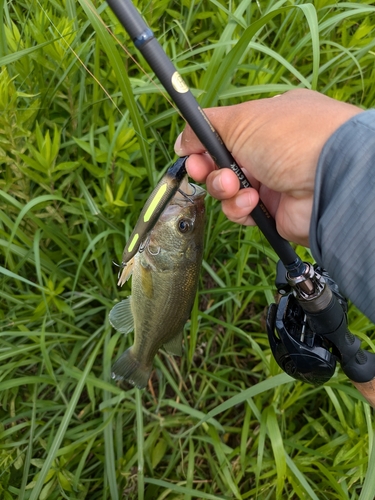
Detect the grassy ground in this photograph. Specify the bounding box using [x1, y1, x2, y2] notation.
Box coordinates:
[1, 0, 375, 498]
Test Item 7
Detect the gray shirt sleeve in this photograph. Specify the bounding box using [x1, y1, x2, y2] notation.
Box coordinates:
[310, 110, 375, 323]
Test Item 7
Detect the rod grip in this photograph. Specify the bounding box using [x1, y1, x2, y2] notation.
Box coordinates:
[351, 379, 375, 408]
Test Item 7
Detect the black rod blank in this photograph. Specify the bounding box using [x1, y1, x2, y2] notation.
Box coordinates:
[106, 0, 304, 275]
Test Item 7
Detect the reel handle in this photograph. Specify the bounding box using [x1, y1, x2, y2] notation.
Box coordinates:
[270, 261, 375, 408]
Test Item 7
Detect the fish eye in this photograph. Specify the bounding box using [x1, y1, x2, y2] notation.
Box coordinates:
[178, 219, 191, 233]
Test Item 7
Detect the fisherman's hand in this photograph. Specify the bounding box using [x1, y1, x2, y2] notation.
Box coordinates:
[174, 89, 362, 247]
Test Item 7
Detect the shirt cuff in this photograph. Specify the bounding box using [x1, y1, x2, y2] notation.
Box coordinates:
[310, 109, 375, 322]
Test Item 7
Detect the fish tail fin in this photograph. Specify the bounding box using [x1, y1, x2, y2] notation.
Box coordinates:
[111, 347, 151, 389]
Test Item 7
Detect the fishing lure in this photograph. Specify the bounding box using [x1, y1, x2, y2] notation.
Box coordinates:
[119, 156, 188, 277]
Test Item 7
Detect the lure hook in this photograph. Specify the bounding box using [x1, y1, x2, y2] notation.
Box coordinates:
[139, 234, 151, 253]
[177, 183, 196, 204]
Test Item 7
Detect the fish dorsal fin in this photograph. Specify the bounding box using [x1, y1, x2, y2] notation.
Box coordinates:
[163, 330, 183, 356]
[109, 297, 134, 334]
[117, 257, 135, 287]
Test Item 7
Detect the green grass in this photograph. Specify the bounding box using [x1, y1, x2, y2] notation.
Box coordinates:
[1, 0, 375, 498]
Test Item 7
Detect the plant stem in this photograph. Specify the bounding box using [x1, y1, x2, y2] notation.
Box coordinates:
[136, 388, 145, 500]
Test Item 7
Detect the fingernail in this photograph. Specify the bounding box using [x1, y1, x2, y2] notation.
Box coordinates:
[235, 192, 251, 209]
[174, 133, 182, 154]
[212, 175, 222, 192]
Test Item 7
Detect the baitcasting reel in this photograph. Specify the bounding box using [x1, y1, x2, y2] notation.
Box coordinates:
[267, 262, 349, 385]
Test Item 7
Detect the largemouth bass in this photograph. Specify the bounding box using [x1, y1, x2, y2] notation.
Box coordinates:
[109, 178, 205, 389]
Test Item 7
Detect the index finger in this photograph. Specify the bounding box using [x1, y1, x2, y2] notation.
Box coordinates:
[174, 106, 237, 157]
[174, 127, 206, 156]
[184, 152, 216, 183]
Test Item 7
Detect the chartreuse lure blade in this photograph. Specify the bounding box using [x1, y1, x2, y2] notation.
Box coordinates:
[121, 156, 188, 266]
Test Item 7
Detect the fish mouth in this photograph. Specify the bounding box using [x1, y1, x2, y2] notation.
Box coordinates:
[191, 183, 206, 198]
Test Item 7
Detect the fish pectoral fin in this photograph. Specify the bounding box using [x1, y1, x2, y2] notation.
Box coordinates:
[109, 297, 134, 334]
[112, 347, 151, 389]
[163, 330, 184, 356]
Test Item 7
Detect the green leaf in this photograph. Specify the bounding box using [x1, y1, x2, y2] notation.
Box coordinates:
[78, 0, 153, 183]
[266, 405, 286, 498]
[39, 479, 56, 500]
[0, 39, 57, 66]
[58, 471, 72, 491]
[28, 335, 105, 500]
[151, 438, 168, 469]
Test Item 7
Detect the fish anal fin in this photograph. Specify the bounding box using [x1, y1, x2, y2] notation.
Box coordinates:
[109, 297, 134, 334]
[163, 330, 183, 356]
[112, 347, 151, 389]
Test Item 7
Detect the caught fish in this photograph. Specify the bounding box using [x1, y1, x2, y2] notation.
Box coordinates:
[109, 177, 205, 389]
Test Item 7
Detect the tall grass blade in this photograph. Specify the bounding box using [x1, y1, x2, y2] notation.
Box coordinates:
[78, 0, 153, 183]
[358, 439, 375, 500]
[28, 331, 105, 500]
[136, 389, 145, 500]
[1, 1, 375, 498]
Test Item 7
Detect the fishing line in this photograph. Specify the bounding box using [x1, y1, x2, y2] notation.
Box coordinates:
[35, 0, 123, 115]
[80, 0, 191, 171]
[37, 1, 173, 199]
[81, 0, 182, 119]
[37, 0, 179, 159]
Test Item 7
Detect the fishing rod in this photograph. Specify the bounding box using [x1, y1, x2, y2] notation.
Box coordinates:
[105, 0, 303, 277]
[105, 0, 375, 407]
